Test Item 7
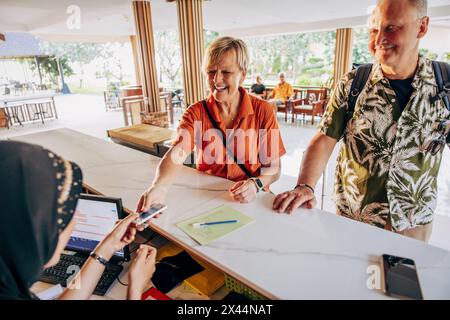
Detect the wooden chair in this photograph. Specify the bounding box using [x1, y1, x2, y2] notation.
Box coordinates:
[104, 90, 121, 111]
[264, 88, 272, 101]
[159, 91, 174, 125]
[123, 98, 145, 125]
[279, 101, 290, 122]
[291, 88, 328, 125]
[171, 89, 184, 111]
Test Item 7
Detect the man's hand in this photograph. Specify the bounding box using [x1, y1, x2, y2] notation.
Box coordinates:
[272, 186, 316, 214]
[273, 132, 335, 214]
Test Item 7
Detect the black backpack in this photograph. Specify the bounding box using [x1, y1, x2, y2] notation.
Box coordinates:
[346, 61, 450, 142]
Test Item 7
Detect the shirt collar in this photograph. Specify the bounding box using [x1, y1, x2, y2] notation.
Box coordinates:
[415, 56, 437, 87]
[206, 87, 254, 123]
[370, 56, 436, 88]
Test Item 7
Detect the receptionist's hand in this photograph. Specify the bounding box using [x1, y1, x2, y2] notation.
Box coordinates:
[127, 245, 157, 300]
[95, 213, 139, 259]
[229, 179, 257, 203]
[136, 185, 168, 218]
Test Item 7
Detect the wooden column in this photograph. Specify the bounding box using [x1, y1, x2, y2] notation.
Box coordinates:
[175, 0, 206, 106]
[129, 35, 142, 86]
[132, 1, 161, 113]
[333, 28, 353, 88]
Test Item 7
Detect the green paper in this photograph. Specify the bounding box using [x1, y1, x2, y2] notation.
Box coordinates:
[176, 205, 254, 245]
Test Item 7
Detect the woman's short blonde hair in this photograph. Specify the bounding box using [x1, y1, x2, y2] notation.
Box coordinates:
[202, 36, 249, 73]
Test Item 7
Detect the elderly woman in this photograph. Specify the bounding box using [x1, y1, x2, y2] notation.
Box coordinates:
[136, 36, 285, 213]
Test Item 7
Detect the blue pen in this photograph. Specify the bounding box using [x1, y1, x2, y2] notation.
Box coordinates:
[192, 219, 238, 228]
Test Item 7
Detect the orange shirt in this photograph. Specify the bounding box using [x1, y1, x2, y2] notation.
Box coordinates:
[271, 82, 294, 102]
[173, 87, 286, 182]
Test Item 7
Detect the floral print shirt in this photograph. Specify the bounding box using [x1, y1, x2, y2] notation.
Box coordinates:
[319, 57, 450, 231]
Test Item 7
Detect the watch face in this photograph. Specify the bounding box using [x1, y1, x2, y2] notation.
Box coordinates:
[254, 178, 263, 189]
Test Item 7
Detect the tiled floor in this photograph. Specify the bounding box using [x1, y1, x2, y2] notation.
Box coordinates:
[1, 93, 449, 251]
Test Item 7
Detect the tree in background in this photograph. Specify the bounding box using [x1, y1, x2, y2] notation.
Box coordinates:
[40, 42, 103, 88]
[352, 28, 374, 64]
[29, 56, 74, 88]
[445, 52, 450, 63]
[152, 29, 220, 90]
[245, 31, 336, 86]
[205, 29, 219, 48]
[95, 43, 131, 88]
[419, 48, 438, 60]
[155, 30, 182, 89]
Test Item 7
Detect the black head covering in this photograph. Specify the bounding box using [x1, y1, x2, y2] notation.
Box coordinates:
[0, 141, 83, 300]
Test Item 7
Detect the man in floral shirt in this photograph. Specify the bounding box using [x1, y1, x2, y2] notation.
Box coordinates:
[273, 0, 450, 242]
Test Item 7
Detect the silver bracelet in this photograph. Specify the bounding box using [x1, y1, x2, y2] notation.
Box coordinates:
[89, 252, 109, 267]
[294, 183, 315, 194]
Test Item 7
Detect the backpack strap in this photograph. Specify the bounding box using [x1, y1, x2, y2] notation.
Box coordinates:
[431, 61, 450, 111]
[201, 100, 254, 178]
[346, 63, 373, 124]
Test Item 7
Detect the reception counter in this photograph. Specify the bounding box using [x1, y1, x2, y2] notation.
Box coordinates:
[12, 128, 450, 299]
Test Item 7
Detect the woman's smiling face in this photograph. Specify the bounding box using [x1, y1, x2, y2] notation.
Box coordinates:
[206, 49, 246, 105]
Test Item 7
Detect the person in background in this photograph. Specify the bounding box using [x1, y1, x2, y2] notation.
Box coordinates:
[250, 75, 267, 98]
[268, 72, 294, 111]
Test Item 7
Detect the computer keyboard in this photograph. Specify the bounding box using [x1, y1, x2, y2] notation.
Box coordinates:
[39, 254, 124, 296]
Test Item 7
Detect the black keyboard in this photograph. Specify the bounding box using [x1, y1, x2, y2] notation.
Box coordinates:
[39, 254, 123, 296]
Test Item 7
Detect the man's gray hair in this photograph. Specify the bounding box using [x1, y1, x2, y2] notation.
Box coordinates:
[409, 0, 427, 17]
[377, 0, 427, 17]
[278, 72, 286, 78]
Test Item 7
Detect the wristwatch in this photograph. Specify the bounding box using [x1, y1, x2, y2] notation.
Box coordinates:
[249, 177, 264, 193]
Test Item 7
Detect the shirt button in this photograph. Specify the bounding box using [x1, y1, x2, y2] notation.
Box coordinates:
[391, 98, 396, 103]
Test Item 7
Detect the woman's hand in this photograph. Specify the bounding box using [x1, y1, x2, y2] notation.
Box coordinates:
[229, 179, 257, 203]
[95, 213, 139, 259]
[136, 185, 168, 219]
[127, 245, 157, 300]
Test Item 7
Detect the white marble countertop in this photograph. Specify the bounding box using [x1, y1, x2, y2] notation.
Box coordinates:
[11, 128, 450, 299]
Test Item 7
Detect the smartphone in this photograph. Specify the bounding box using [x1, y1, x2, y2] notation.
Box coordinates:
[381, 254, 423, 300]
[135, 203, 167, 226]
